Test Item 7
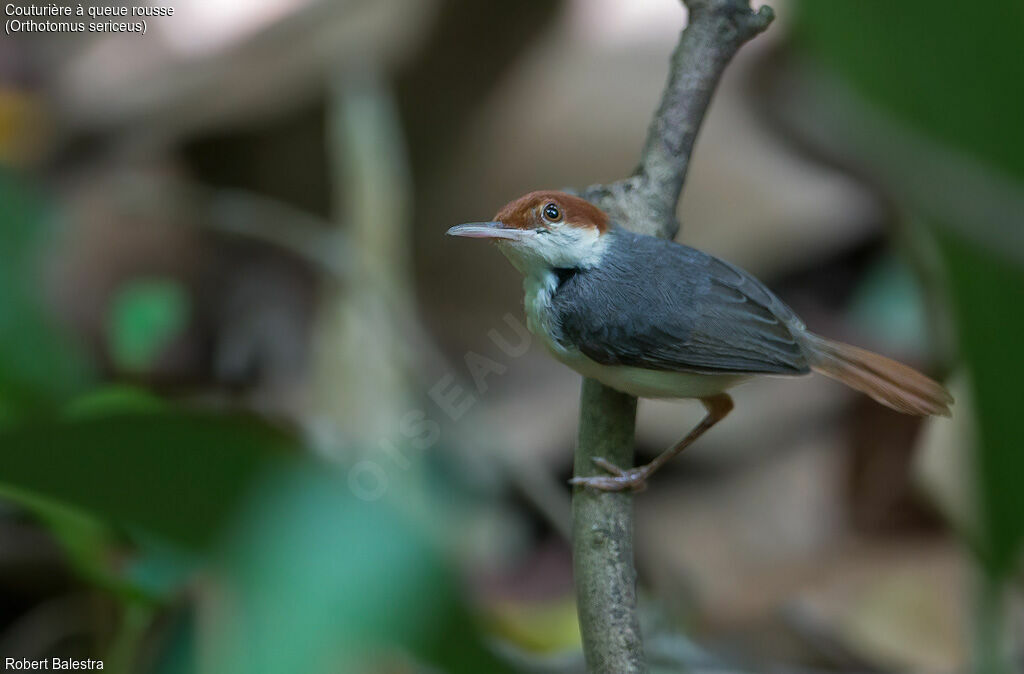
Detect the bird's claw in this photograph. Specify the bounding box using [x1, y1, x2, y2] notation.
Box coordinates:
[591, 457, 625, 476]
[569, 457, 649, 492]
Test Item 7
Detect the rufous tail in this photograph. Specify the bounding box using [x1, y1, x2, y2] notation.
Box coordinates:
[804, 334, 952, 417]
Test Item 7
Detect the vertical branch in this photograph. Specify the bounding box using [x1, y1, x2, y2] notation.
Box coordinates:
[570, 2, 773, 672]
[312, 72, 416, 459]
[572, 380, 643, 672]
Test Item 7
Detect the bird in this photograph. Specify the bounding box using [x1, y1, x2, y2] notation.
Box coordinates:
[447, 190, 952, 491]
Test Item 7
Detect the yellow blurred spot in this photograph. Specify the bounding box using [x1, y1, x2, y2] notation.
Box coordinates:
[0, 90, 48, 166]
[483, 595, 582, 654]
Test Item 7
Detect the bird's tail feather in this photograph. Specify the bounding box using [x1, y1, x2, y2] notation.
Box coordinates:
[804, 334, 952, 417]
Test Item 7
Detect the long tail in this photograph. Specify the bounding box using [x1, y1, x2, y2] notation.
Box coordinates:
[803, 333, 952, 417]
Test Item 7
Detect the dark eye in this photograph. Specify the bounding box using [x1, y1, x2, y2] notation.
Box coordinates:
[543, 202, 562, 222]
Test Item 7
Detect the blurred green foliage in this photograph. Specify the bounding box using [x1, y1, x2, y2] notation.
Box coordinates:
[796, 0, 1024, 583]
[936, 230, 1024, 576]
[0, 170, 92, 418]
[0, 83, 514, 671]
[64, 385, 166, 419]
[0, 169, 505, 667]
[0, 400, 510, 671]
[0, 410, 295, 550]
[182, 467, 512, 674]
[795, 0, 1024, 181]
[0, 483, 141, 599]
[0, 3, 1018, 671]
[794, 3, 1024, 670]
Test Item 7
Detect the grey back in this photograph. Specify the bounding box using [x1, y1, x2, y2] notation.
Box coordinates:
[549, 228, 810, 376]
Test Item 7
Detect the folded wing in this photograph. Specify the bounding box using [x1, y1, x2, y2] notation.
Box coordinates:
[552, 233, 810, 376]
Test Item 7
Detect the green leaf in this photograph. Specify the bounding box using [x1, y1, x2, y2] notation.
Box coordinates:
[163, 466, 514, 674]
[792, 0, 1024, 581]
[793, 1, 1024, 181]
[0, 411, 296, 550]
[934, 228, 1024, 578]
[0, 484, 151, 602]
[63, 385, 166, 420]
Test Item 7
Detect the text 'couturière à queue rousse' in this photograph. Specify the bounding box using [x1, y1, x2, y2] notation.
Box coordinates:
[5, 3, 173, 34]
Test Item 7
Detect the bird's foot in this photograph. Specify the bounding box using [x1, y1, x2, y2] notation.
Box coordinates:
[568, 457, 649, 492]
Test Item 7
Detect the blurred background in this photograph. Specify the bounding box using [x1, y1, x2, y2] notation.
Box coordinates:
[0, 0, 1022, 672]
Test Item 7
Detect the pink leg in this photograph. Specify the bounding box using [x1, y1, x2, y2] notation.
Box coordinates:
[570, 394, 733, 492]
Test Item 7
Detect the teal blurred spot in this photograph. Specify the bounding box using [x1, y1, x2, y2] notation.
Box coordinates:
[122, 534, 199, 602]
[847, 254, 926, 351]
[107, 279, 189, 372]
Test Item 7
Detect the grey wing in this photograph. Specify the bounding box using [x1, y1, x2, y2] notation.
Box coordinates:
[670, 254, 810, 374]
[555, 240, 810, 376]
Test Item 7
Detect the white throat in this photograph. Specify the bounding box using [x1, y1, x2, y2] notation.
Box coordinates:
[505, 229, 607, 350]
[521, 269, 560, 339]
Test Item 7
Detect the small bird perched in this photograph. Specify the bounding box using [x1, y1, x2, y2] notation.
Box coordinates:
[448, 191, 952, 491]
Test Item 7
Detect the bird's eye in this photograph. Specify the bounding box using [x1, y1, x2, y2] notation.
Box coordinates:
[542, 202, 562, 222]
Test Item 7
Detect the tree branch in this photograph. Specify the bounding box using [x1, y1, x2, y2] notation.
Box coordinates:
[570, 2, 773, 672]
[579, 0, 774, 239]
[572, 381, 642, 672]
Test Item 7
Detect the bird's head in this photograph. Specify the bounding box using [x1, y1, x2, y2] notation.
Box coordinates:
[447, 190, 610, 276]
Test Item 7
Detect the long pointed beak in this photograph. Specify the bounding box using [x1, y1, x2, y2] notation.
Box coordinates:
[446, 221, 532, 242]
